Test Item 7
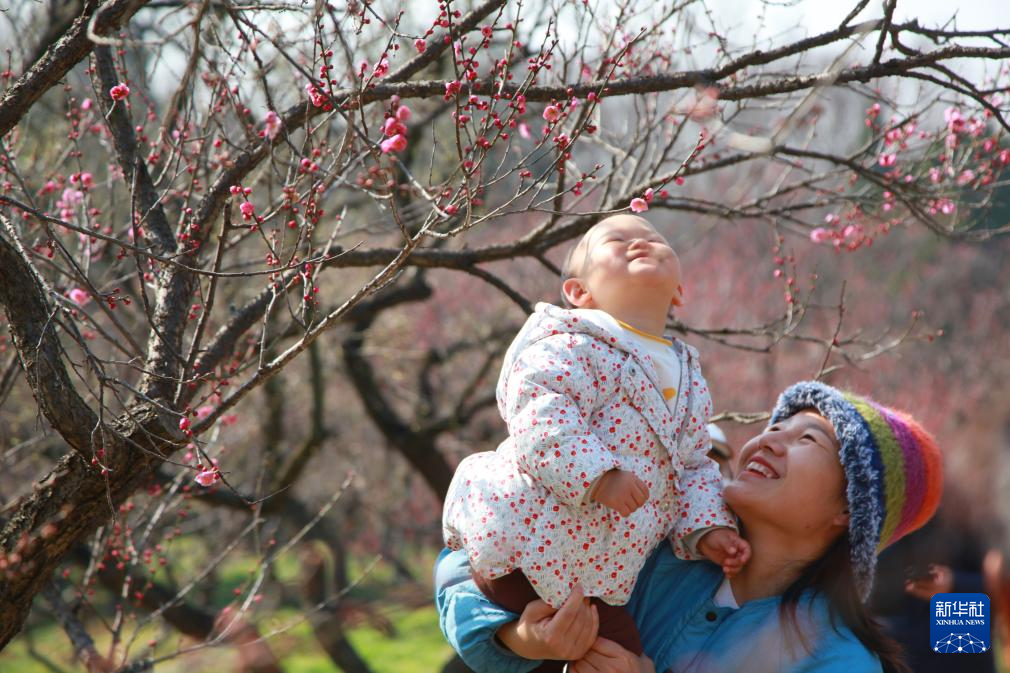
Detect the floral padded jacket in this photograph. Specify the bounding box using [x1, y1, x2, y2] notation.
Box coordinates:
[442, 303, 735, 608]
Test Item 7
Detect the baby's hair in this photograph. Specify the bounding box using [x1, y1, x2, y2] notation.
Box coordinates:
[559, 233, 589, 308]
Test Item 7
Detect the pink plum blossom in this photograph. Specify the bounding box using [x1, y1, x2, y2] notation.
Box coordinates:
[239, 201, 255, 220]
[196, 405, 215, 420]
[109, 83, 130, 100]
[518, 122, 531, 139]
[944, 107, 965, 133]
[69, 288, 90, 306]
[878, 153, 896, 168]
[263, 111, 282, 139]
[809, 228, 832, 244]
[380, 134, 408, 153]
[306, 83, 328, 108]
[383, 117, 407, 137]
[58, 188, 83, 219]
[414, 38, 427, 53]
[444, 80, 461, 100]
[629, 198, 648, 213]
[542, 105, 561, 122]
[195, 469, 219, 487]
[395, 105, 412, 122]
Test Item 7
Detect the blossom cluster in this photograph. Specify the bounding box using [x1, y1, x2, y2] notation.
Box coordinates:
[380, 97, 413, 154]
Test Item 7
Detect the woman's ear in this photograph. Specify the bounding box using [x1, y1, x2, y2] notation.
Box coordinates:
[562, 277, 593, 308]
[832, 509, 850, 529]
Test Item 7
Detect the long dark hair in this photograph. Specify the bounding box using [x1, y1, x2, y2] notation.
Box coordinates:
[779, 534, 910, 673]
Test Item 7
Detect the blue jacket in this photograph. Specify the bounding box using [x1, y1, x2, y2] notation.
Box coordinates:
[435, 546, 883, 673]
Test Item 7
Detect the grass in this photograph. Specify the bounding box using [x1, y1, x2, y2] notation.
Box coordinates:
[346, 605, 453, 673]
[0, 545, 453, 673]
[0, 604, 454, 673]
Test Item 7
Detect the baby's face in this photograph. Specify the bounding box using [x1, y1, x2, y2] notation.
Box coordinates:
[572, 216, 683, 310]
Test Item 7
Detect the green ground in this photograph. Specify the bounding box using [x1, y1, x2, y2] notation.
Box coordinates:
[0, 547, 455, 673]
[0, 603, 454, 673]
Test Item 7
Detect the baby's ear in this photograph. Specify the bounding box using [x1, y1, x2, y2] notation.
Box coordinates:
[671, 283, 685, 307]
[562, 277, 592, 308]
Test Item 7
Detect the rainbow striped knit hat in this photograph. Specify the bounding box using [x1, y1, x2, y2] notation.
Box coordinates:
[770, 381, 943, 601]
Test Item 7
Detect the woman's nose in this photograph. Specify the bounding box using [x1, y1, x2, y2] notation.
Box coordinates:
[759, 430, 787, 456]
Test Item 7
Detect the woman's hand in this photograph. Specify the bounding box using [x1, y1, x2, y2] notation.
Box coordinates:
[569, 638, 655, 673]
[905, 564, 954, 600]
[496, 585, 599, 661]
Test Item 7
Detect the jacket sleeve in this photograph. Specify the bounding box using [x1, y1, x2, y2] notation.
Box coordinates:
[434, 549, 542, 673]
[670, 367, 737, 559]
[502, 333, 620, 507]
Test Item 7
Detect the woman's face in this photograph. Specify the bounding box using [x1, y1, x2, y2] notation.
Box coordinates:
[723, 410, 849, 538]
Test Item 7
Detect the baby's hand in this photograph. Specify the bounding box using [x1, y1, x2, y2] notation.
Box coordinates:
[697, 528, 751, 577]
[591, 469, 649, 517]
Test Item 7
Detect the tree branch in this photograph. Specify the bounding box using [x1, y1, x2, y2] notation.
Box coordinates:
[0, 0, 149, 139]
[0, 220, 99, 456]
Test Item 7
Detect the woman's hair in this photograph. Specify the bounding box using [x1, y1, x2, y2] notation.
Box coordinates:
[779, 534, 911, 673]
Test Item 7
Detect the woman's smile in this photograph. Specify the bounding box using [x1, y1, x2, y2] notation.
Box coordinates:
[741, 455, 780, 479]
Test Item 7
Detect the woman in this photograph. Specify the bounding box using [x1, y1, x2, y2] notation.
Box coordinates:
[435, 382, 943, 673]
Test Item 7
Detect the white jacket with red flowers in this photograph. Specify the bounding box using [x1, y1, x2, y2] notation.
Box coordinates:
[442, 303, 735, 607]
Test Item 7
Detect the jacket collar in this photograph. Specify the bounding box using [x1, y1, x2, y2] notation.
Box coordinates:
[500, 303, 688, 393]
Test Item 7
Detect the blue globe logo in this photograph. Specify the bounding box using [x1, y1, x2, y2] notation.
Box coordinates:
[933, 633, 988, 653]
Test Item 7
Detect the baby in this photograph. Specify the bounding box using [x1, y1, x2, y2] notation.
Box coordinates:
[442, 214, 748, 668]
